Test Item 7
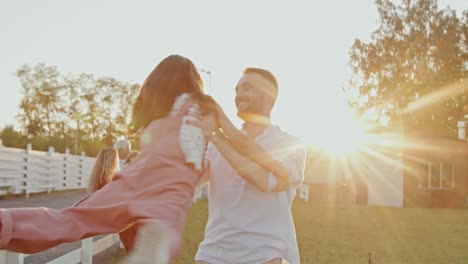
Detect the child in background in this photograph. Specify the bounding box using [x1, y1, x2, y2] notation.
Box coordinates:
[88, 147, 119, 192]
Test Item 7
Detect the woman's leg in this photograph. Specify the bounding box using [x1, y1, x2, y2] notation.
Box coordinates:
[125, 222, 172, 264]
[0, 179, 134, 254]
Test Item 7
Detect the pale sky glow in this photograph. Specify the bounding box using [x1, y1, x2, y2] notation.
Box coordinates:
[1, 0, 466, 146]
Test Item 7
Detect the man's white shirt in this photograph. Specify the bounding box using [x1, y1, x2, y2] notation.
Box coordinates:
[195, 125, 306, 264]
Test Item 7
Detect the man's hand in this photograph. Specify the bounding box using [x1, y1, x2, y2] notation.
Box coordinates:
[186, 113, 218, 140]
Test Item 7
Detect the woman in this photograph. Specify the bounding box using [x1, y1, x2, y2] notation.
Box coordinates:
[0, 55, 214, 264]
[88, 147, 119, 192]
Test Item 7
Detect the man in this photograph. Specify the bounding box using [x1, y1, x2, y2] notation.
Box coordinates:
[191, 68, 306, 264]
[113, 139, 131, 170]
[124, 150, 140, 166]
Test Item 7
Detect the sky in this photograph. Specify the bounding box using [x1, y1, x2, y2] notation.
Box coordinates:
[1, 0, 466, 145]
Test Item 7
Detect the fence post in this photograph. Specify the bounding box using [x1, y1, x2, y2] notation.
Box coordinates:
[63, 148, 69, 190]
[47, 146, 55, 194]
[5, 251, 24, 264]
[119, 236, 125, 249]
[24, 144, 32, 198]
[81, 238, 93, 264]
[80, 152, 85, 188]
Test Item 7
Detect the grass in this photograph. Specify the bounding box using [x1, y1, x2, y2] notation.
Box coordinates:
[109, 200, 468, 264]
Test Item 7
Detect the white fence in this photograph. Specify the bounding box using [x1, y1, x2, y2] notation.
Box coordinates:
[0, 144, 95, 197]
[0, 184, 211, 264]
[0, 234, 122, 264]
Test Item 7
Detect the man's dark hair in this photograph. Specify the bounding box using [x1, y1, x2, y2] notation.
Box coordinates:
[243, 67, 278, 99]
[243, 67, 278, 89]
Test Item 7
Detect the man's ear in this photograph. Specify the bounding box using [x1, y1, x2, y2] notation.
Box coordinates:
[263, 97, 275, 114]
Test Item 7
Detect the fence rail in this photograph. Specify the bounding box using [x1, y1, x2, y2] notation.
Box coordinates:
[0, 144, 95, 197]
[0, 234, 122, 264]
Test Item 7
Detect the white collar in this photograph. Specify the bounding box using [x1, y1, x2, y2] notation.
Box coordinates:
[241, 124, 279, 141]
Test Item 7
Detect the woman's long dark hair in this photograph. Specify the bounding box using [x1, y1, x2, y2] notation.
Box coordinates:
[131, 55, 210, 130]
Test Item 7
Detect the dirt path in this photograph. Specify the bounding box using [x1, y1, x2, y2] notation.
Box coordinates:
[0, 191, 123, 264]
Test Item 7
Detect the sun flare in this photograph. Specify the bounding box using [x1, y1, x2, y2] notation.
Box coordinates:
[301, 102, 373, 158]
[317, 118, 370, 157]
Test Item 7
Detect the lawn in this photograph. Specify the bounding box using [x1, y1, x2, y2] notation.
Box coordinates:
[110, 200, 468, 264]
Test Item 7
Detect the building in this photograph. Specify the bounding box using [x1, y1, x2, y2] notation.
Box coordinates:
[305, 121, 468, 208]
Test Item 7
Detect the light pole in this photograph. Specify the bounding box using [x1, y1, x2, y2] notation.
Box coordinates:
[199, 68, 212, 95]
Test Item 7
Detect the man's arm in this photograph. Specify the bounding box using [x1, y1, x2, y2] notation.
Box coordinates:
[214, 108, 292, 190]
[199, 100, 276, 160]
[210, 132, 275, 191]
[187, 113, 292, 192]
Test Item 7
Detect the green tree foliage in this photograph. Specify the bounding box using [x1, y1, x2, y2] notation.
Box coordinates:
[347, 0, 467, 134]
[0, 126, 27, 149]
[4, 64, 140, 156]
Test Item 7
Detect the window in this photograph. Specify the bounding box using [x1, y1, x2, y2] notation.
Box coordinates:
[430, 163, 441, 188]
[441, 162, 454, 189]
[419, 161, 454, 190]
[415, 162, 429, 187]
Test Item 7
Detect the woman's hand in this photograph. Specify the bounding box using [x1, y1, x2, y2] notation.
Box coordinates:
[186, 112, 218, 141]
[197, 96, 233, 136]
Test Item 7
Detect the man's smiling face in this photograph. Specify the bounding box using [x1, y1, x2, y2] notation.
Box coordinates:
[235, 73, 276, 121]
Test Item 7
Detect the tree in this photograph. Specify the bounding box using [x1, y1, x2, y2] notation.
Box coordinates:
[0, 126, 27, 148]
[12, 63, 140, 156]
[17, 64, 61, 137]
[347, 0, 467, 134]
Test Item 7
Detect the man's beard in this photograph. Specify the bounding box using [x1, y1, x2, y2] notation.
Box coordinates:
[236, 97, 270, 124]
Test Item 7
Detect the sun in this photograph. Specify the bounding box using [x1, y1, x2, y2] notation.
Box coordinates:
[320, 118, 369, 157]
[300, 106, 372, 158]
